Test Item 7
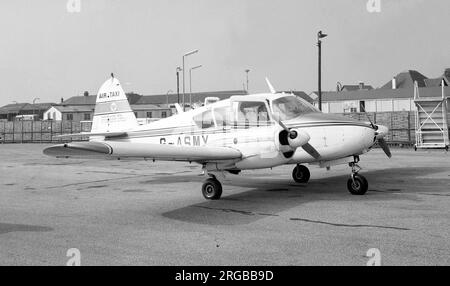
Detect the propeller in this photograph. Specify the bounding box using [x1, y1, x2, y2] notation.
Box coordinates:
[271, 105, 320, 159]
[360, 105, 392, 158]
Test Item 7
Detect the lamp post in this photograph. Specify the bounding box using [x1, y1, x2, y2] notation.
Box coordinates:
[245, 69, 250, 93]
[32, 97, 40, 120]
[317, 30, 327, 111]
[189, 65, 202, 110]
[166, 89, 173, 106]
[176, 67, 181, 104]
[182, 49, 199, 111]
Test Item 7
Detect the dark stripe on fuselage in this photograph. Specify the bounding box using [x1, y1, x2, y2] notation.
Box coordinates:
[119, 121, 373, 140]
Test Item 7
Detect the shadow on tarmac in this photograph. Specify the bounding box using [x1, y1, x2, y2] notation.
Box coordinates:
[162, 167, 448, 225]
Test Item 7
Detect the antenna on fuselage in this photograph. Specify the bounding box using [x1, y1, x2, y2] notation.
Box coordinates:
[265, 77, 276, 94]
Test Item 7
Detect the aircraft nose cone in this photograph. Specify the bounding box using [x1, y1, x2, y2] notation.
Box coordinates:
[376, 125, 389, 139]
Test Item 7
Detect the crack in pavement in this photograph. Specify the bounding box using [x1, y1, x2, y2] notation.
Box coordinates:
[194, 206, 256, 216]
[46, 174, 150, 189]
[289, 217, 410, 231]
[418, 193, 450, 197]
[193, 206, 409, 230]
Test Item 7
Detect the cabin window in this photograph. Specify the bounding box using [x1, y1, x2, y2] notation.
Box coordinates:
[193, 110, 215, 129]
[233, 101, 270, 128]
[147, 112, 152, 118]
[84, 113, 91, 121]
[213, 106, 231, 128]
[66, 113, 73, 121]
[161, 111, 167, 118]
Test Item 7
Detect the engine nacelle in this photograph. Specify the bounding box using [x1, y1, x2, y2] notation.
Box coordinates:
[275, 128, 310, 156]
[287, 129, 311, 149]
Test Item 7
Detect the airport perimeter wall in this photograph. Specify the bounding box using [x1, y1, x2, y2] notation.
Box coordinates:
[0, 121, 92, 143]
[0, 112, 416, 145]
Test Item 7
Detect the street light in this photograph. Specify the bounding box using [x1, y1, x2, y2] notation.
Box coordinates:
[317, 30, 327, 111]
[245, 69, 250, 93]
[166, 89, 173, 106]
[32, 97, 40, 120]
[189, 65, 202, 109]
[176, 67, 182, 104]
[182, 49, 199, 111]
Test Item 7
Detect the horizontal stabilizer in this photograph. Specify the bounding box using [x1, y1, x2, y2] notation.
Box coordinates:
[55, 132, 127, 139]
[43, 142, 112, 158]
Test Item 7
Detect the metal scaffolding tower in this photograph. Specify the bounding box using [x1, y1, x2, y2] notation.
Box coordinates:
[413, 80, 449, 151]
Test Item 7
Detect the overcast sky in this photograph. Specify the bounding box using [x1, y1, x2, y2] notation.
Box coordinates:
[0, 0, 449, 106]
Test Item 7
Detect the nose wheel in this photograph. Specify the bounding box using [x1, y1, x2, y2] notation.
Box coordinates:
[202, 177, 223, 200]
[292, 164, 310, 183]
[347, 157, 368, 195]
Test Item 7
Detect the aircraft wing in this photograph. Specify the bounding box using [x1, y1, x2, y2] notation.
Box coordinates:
[43, 141, 242, 162]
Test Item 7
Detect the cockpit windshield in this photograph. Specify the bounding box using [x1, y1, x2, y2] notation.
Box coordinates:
[271, 96, 318, 120]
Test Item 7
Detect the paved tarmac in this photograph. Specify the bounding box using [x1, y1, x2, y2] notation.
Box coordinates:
[0, 143, 449, 265]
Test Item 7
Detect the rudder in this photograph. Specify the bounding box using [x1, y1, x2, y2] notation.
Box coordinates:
[91, 75, 138, 133]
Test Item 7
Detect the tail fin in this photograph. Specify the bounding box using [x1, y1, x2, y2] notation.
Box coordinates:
[91, 75, 138, 133]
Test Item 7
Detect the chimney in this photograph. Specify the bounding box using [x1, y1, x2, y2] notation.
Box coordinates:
[336, 82, 342, 92]
[392, 77, 396, 89]
[83, 91, 89, 97]
[60, 97, 64, 103]
[358, 81, 364, 90]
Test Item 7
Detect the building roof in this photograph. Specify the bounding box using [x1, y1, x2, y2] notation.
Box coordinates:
[51, 106, 94, 113]
[135, 90, 248, 105]
[424, 78, 444, 87]
[61, 90, 248, 107]
[0, 103, 55, 114]
[318, 86, 449, 102]
[424, 68, 450, 87]
[380, 70, 428, 89]
[61, 95, 96, 106]
[340, 85, 374, 91]
[130, 104, 169, 110]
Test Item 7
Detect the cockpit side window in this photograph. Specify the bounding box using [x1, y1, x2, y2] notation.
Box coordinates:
[193, 109, 215, 129]
[272, 96, 318, 120]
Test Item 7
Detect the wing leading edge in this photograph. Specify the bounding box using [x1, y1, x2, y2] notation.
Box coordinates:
[43, 141, 242, 162]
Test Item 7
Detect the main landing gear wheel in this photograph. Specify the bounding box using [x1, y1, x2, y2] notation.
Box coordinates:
[202, 178, 223, 200]
[347, 174, 368, 195]
[292, 164, 310, 183]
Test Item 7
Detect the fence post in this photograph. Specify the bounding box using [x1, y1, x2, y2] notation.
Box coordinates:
[408, 111, 411, 144]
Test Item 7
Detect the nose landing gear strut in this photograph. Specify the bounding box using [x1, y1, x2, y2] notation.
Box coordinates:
[347, 156, 368, 195]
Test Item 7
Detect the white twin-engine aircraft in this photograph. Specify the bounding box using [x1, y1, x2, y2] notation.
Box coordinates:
[44, 75, 392, 200]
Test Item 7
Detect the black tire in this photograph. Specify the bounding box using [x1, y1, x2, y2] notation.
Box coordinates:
[347, 174, 368, 195]
[202, 178, 223, 200]
[292, 165, 310, 183]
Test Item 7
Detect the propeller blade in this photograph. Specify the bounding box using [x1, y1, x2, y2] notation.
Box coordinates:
[378, 138, 392, 158]
[359, 104, 376, 129]
[271, 112, 291, 134]
[302, 143, 321, 159]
